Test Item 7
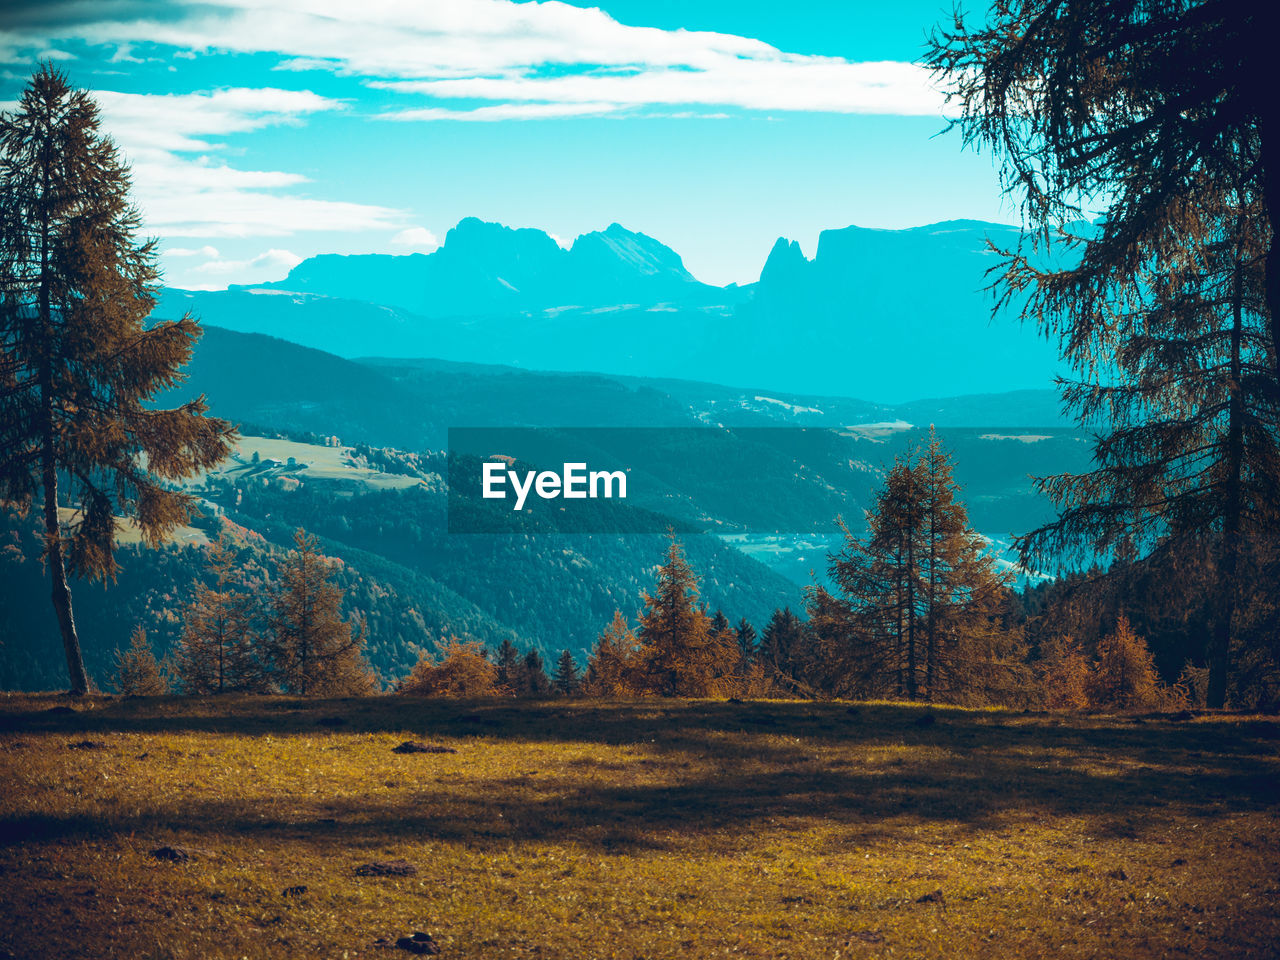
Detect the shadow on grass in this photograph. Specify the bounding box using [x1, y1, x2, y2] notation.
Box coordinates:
[1, 695, 1277, 854]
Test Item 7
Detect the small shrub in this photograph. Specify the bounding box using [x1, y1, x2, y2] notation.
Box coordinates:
[397, 640, 504, 697]
[1090, 615, 1186, 712]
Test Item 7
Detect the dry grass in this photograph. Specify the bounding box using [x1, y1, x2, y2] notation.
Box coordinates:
[0, 695, 1277, 959]
[208, 436, 425, 491]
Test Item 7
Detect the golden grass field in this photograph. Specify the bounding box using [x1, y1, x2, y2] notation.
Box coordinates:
[210, 436, 427, 491]
[1, 695, 1277, 959]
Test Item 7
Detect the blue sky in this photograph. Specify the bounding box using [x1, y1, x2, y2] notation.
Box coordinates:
[0, 0, 1010, 290]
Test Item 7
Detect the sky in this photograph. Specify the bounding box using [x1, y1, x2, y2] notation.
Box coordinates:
[0, 0, 1012, 291]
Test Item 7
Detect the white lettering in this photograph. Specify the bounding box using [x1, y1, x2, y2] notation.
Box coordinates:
[591, 469, 627, 499]
[480, 461, 626, 510]
[509, 469, 535, 511]
[562, 462, 587, 498]
[535, 471, 561, 499]
[482, 461, 506, 499]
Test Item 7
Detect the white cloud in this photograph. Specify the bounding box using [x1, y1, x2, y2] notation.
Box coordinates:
[179, 248, 304, 289]
[165, 245, 221, 258]
[390, 226, 441, 252]
[385, 101, 622, 122]
[375, 59, 940, 118]
[2, 0, 946, 118]
[94, 87, 342, 154]
[85, 88, 404, 239]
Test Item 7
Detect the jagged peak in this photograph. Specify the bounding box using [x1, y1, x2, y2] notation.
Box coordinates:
[759, 237, 808, 284]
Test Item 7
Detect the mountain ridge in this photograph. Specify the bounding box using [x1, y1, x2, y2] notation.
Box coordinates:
[159, 215, 1064, 402]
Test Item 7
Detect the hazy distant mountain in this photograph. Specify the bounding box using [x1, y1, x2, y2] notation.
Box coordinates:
[158, 217, 1065, 402]
[252, 218, 726, 315]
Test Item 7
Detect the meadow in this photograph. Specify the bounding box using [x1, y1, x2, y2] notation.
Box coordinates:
[0, 695, 1277, 959]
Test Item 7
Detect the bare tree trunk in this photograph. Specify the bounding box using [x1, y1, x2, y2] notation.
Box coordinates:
[40, 420, 88, 695]
[1208, 260, 1245, 709]
[906, 533, 917, 700]
[36, 130, 88, 696]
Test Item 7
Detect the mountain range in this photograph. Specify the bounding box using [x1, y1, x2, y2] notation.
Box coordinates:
[156, 217, 1065, 402]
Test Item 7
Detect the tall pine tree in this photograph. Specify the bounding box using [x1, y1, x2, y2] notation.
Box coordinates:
[636, 535, 736, 697]
[553, 649, 581, 696]
[816, 433, 1024, 703]
[0, 65, 234, 693]
[172, 535, 267, 694]
[927, 4, 1280, 707]
[269, 528, 376, 696]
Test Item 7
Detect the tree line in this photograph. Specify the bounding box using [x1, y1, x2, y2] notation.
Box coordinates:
[117, 430, 1190, 712]
[8, 0, 1280, 711]
[115, 529, 376, 697]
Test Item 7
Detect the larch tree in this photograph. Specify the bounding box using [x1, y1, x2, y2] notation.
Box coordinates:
[172, 534, 265, 694]
[270, 528, 376, 696]
[584, 610, 640, 697]
[0, 65, 234, 694]
[112, 625, 168, 696]
[398, 639, 503, 698]
[1090, 614, 1182, 711]
[818, 434, 1023, 703]
[925, 0, 1279, 369]
[636, 535, 736, 697]
[927, 2, 1280, 707]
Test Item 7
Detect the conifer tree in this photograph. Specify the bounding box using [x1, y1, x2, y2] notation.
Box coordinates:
[759, 607, 805, 686]
[1090, 614, 1182, 711]
[1035, 635, 1093, 711]
[493, 638, 521, 694]
[818, 434, 1025, 703]
[515, 648, 552, 698]
[584, 610, 640, 697]
[269, 528, 376, 696]
[734, 618, 757, 668]
[172, 535, 264, 694]
[113, 625, 168, 696]
[636, 535, 736, 697]
[927, 6, 1280, 708]
[1007, 187, 1277, 708]
[926, 0, 1280, 367]
[0, 65, 235, 694]
[553, 649, 580, 696]
[710, 610, 730, 637]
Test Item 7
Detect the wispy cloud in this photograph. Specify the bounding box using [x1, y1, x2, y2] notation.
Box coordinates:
[88, 88, 402, 239]
[172, 247, 303, 290]
[384, 101, 623, 122]
[389, 227, 441, 252]
[1, 0, 945, 119]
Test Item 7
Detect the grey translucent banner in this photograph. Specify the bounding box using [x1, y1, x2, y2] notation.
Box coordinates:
[446, 426, 885, 535]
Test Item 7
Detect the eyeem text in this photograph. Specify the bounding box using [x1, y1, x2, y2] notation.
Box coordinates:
[482, 461, 627, 511]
